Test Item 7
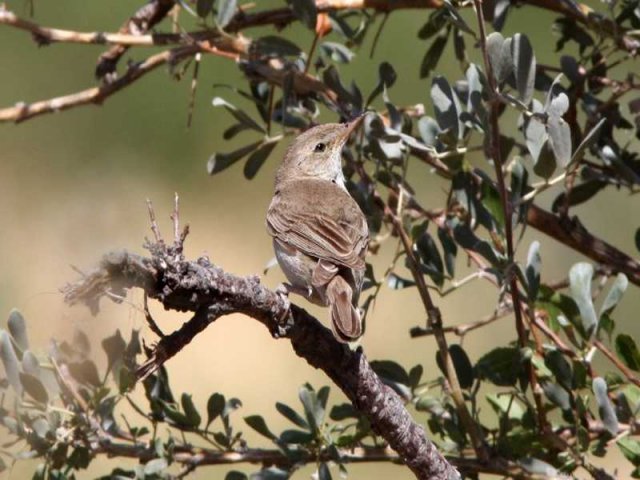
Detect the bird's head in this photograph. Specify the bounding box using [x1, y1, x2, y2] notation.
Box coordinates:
[275, 116, 364, 189]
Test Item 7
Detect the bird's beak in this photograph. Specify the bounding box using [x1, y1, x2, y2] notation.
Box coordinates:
[339, 114, 365, 144]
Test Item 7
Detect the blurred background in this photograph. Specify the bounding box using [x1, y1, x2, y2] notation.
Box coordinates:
[0, 1, 638, 478]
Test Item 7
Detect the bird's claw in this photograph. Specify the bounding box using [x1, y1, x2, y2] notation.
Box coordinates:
[272, 283, 294, 339]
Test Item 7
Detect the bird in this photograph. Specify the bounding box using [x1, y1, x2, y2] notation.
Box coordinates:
[266, 117, 369, 343]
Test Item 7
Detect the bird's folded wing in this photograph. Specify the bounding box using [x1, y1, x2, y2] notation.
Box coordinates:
[266, 182, 368, 271]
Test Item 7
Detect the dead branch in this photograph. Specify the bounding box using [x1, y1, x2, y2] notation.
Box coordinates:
[62, 216, 460, 480]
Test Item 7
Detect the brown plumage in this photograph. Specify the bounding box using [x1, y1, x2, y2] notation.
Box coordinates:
[266, 119, 369, 342]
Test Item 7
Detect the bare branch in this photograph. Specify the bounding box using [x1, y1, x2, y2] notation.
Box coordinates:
[63, 229, 460, 480]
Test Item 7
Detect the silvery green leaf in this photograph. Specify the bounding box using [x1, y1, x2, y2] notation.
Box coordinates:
[212, 97, 265, 133]
[208, 141, 263, 175]
[525, 240, 541, 301]
[486, 32, 512, 84]
[320, 42, 355, 63]
[216, 0, 237, 28]
[524, 100, 547, 162]
[7, 309, 28, 353]
[511, 33, 536, 104]
[547, 115, 572, 168]
[571, 118, 605, 164]
[0, 330, 21, 395]
[569, 262, 597, 336]
[418, 116, 441, 146]
[254, 36, 303, 58]
[289, 0, 317, 30]
[519, 458, 559, 477]
[443, 0, 474, 35]
[431, 76, 463, 140]
[593, 377, 619, 435]
[600, 273, 628, 317]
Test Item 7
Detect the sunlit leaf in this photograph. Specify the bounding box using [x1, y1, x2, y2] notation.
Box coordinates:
[569, 262, 597, 337]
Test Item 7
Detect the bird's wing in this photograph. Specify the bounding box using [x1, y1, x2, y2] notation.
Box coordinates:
[266, 179, 368, 271]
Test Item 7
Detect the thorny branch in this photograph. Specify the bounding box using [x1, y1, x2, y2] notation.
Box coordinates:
[63, 202, 460, 480]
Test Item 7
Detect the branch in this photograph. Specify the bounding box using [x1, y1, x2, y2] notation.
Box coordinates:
[63, 220, 460, 480]
[526, 204, 640, 286]
[95, 0, 176, 79]
[0, 46, 198, 123]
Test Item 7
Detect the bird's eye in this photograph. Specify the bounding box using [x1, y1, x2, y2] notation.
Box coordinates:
[314, 142, 326, 152]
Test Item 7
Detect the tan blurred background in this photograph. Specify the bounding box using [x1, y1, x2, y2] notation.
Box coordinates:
[0, 1, 638, 478]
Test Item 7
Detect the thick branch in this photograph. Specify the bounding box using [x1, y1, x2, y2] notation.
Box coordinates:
[63, 248, 459, 480]
[527, 204, 640, 286]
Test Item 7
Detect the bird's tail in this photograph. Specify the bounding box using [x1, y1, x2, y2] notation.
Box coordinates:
[325, 275, 362, 343]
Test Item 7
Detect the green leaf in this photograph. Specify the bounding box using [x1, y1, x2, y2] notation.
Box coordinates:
[525, 241, 541, 301]
[207, 393, 226, 428]
[414, 230, 445, 287]
[600, 273, 628, 317]
[244, 415, 277, 440]
[330, 403, 357, 421]
[320, 42, 355, 63]
[452, 221, 500, 266]
[196, 0, 214, 18]
[225, 472, 248, 480]
[431, 75, 463, 140]
[280, 429, 314, 444]
[593, 377, 618, 435]
[551, 179, 606, 213]
[450, 344, 474, 389]
[299, 385, 320, 432]
[541, 381, 570, 409]
[519, 458, 559, 477]
[486, 393, 524, 420]
[569, 262, 597, 336]
[366, 62, 397, 106]
[144, 458, 168, 476]
[0, 330, 22, 395]
[181, 393, 202, 428]
[289, 0, 317, 29]
[276, 402, 309, 429]
[160, 400, 193, 428]
[475, 347, 522, 386]
[420, 29, 449, 79]
[208, 141, 263, 175]
[437, 227, 457, 276]
[418, 9, 448, 39]
[318, 463, 332, 480]
[571, 118, 605, 164]
[408, 364, 424, 389]
[68, 360, 101, 387]
[615, 334, 640, 372]
[244, 139, 279, 180]
[253, 36, 303, 58]
[386, 273, 415, 289]
[618, 437, 640, 466]
[101, 330, 126, 373]
[511, 33, 536, 104]
[212, 97, 265, 133]
[371, 360, 411, 399]
[7, 309, 28, 353]
[443, 0, 474, 35]
[19, 372, 48, 404]
[544, 349, 572, 391]
[216, 0, 237, 28]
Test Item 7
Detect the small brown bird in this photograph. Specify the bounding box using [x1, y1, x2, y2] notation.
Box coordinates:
[266, 117, 369, 342]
